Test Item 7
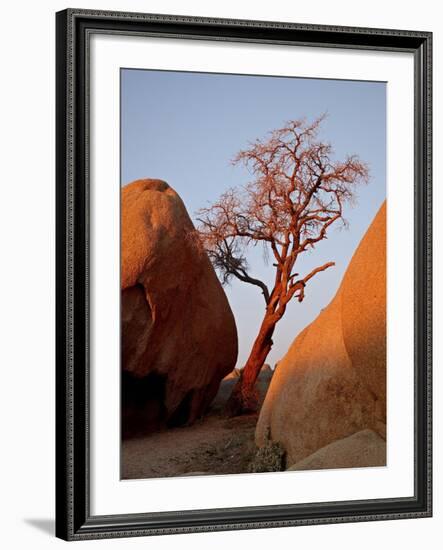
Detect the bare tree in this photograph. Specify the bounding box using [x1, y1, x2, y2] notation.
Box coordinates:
[196, 116, 369, 416]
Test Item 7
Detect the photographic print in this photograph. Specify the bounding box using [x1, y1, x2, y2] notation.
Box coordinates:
[120, 69, 387, 480]
[56, 11, 432, 539]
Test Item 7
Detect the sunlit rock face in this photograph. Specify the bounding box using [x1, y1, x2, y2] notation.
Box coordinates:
[256, 202, 386, 469]
[121, 179, 238, 437]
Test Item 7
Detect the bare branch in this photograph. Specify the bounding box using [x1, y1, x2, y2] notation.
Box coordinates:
[195, 115, 368, 313]
[195, 115, 372, 415]
[230, 269, 270, 304]
[286, 261, 335, 304]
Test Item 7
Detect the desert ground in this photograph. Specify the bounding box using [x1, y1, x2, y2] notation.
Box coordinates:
[122, 368, 275, 479]
[122, 411, 257, 479]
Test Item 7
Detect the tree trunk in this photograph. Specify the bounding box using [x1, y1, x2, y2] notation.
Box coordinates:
[224, 312, 278, 417]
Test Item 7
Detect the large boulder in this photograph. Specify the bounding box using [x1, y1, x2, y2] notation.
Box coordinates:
[256, 202, 386, 468]
[121, 179, 238, 436]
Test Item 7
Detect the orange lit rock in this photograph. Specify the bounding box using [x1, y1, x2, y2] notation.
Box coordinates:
[121, 179, 238, 436]
[256, 202, 386, 468]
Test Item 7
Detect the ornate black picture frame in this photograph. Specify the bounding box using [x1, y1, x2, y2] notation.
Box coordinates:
[55, 8, 432, 541]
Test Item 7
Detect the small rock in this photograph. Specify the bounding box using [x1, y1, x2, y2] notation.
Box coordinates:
[287, 429, 386, 471]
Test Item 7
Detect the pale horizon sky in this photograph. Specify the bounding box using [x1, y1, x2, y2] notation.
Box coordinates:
[121, 68, 386, 369]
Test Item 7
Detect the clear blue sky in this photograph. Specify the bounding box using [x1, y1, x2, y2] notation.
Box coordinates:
[121, 69, 386, 369]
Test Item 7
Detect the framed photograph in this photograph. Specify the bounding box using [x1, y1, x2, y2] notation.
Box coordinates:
[55, 8, 432, 541]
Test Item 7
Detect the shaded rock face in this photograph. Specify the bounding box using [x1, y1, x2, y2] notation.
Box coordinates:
[223, 368, 241, 381]
[211, 364, 274, 413]
[121, 179, 238, 437]
[256, 202, 386, 468]
[287, 430, 386, 471]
